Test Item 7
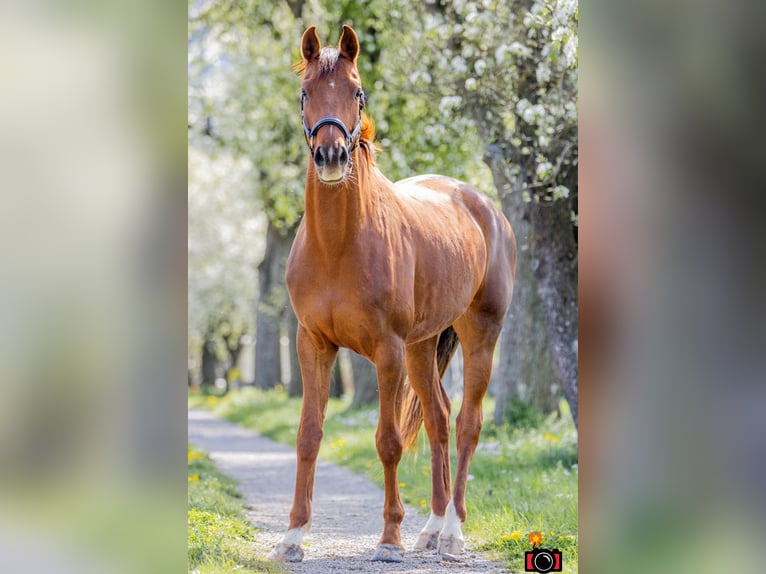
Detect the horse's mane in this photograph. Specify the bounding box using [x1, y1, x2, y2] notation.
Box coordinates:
[359, 114, 378, 165]
[294, 50, 379, 165]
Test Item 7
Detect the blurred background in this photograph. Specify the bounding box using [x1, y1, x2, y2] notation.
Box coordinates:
[0, 0, 763, 572]
[0, 0, 187, 572]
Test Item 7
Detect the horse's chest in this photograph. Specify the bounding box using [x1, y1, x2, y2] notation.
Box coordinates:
[290, 259, 397, 312]
[287, 250, 407, 345]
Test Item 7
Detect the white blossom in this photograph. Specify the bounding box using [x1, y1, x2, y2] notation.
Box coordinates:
[439, 95, 463, 115]
[450, 55, 468, 74]
[536, 161, 553, 178]
[563, 34, 578, 67]
[494, 43, 511, 62]
[536, 62, 551, 83]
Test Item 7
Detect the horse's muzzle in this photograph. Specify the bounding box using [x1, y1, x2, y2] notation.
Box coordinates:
[314, 143, 349, 183]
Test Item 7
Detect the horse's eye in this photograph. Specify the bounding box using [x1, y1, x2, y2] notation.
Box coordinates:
[300, 89, 308, 102]
[356, 88, 366, 107]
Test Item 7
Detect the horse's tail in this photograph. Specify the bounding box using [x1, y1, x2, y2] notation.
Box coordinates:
[400, 326, 459, 451]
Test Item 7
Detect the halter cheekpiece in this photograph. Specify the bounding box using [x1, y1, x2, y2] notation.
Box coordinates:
[301, 90, 366, 155]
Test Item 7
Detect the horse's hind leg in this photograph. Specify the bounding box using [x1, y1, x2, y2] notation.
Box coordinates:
[438, 312, 503, 556]
[405, 336, 452, 551]
[269, 326, 337, 562]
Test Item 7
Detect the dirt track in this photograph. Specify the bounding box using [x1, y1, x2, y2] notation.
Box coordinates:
[188, 408, 506, 573]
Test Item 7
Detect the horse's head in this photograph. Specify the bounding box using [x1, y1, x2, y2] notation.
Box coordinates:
[299, 25, 366, 184]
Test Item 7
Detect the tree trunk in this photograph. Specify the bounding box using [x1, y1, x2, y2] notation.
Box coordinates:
[483, 145, 561, 423]
[254, 222, 294, 389]
[528, 196, 579, 427]
[350, 351, 378, 408]
[330, 361, 344, 398]
[222, 333, 243, 385]
[201, 339, 217, 387]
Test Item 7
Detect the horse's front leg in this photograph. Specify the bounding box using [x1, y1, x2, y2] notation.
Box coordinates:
[370, 341, 407, 562]
[269, 326, 337, 562]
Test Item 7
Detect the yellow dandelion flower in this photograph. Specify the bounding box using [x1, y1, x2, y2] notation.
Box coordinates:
[187, 451, 204, 463]
[501, 534, 511, 541]
[188, 474, 199, 482]
[399, 482, 406, 488]
[551, 437, 559, 443]
[544, 433, 552, 440]
[511, 531, 522, 540]
[420, 499, 427, 507]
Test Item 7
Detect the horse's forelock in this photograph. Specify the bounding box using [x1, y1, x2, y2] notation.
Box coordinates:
[318, 47, 339, 75]
[294, 47, 341, 78]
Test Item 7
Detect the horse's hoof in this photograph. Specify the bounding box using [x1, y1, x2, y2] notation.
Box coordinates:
[436, 534, 465, 557]
[371, 543, 405, 562]
[268, 542, 304, 562]
[414, 530, 440, 551]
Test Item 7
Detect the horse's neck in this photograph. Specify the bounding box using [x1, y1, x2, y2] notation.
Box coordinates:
[303, 154, 386, 256]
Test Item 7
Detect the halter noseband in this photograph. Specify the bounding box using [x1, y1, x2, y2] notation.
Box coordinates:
[300, 90, 366, 155]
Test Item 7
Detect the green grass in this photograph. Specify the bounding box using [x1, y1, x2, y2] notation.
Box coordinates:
[187, 444, 284, 574]
[190, 387, 578, 573]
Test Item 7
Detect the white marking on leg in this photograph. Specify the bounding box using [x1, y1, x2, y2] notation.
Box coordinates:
[422, 511, 446, 534]
[442, 500, 462, 537]
[414, 511, 445, 550]
[436, 499, 465, 557]
[268, 519, 311, 562]
[281, 527, 305, 546]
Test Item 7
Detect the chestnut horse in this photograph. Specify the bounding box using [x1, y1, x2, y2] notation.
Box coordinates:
[269, 25, 516, 563]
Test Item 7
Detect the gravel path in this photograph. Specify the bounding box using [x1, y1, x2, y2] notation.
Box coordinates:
[188, 408, 507, 573]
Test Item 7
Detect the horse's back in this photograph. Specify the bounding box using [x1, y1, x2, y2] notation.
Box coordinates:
[395, 174, 516, 319]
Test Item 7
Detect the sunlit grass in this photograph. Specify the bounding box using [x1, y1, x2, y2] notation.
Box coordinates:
[189, 387, 578, 572]
[187, 444, 284, 574]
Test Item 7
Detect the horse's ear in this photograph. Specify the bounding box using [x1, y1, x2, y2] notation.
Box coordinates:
[301, 26, 321, 62]
[338, 25, 359, 63]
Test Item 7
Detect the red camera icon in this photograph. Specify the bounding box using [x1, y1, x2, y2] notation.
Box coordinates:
[524, 548, 562, 572]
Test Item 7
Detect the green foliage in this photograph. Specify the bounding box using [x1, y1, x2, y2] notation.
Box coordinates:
[192, 388, 578, 572]
[187, 444, 283, 573]
[494, 396, 546, 428]
[376, 0, 579, 203]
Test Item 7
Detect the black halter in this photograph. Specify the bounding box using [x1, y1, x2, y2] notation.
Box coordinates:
[300, 90, 366, 154]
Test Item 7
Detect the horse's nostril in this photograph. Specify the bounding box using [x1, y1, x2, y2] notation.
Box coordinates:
[339, 147, 348, 165]
[314, 147, 325, 167]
